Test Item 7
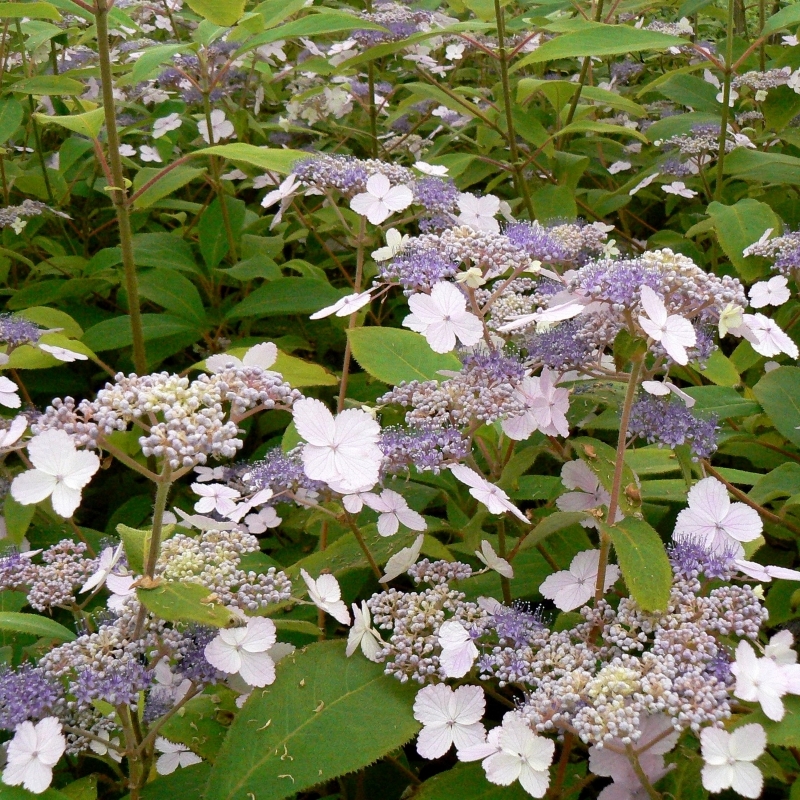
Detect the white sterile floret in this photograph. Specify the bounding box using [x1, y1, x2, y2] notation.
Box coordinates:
[206, 342, 278, 373]
[11, 429, 100, 518]
[456, 192, 500, 234]
[39, 343, 89, 362]
[731, 313, 799, 359]
[674, 477, 762, 556]
[638, 286, 696, 365]
[765, 630, 798, 665]
[2, 716, 66, 794]
[539, 550, 620, 611]
[501, 368, 570, 440]
[460, 713, 555, 798]
[292, 398, 383, 492]
[700, 724, 765, 798]
[349, 174, 413, 224]
[413, 683, 486, 759]
[363, 489, 427, 536]
[0, 415, 26, 449]
[403, 282, 483, 353]
[381, 534, 424, 582]
[372, 228, 409, 261]
[191, 483, 241, 516]
[555, 460, 616, 528]
[309, 289, 373, 320]
[154, 737, 203, 775]
[89, 730, 123, 763]
[414, 160, 449, 175]
[449, 464, 529, 523]
[731, 640, 789, 721]
[300, 568, 351, 625]
[475, 540, 514, 579]
[153, 112, 182, 138]
[198, 109, 235, 144]
[642, 380, 696, 407]
[438, 619, 479, 678]
[749, 275, 791, 308]
[80, 543, 124, 593]
[204, 616, 278, 688]
[0, 376, 21, 408]
[662, 181, 697, 198]
[346, 600, 383, 661]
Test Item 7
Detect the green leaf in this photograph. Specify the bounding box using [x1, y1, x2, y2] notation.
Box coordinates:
[753, 366, 800, 447]
[34, 108, 105, 139]
[706, 199, 781, 282]
[133, 232, 200, 273]
[160, 694, 229, 760]
[132, 166, 207, 210]
[723, 148, 800, 184]
[199, 197, 246, 269]
[8, 75, 84, 95]
[193, 144, 304, 174]
[121, 765, 211, 800]
[139, 270, 206, 324]
[514, 25, 684, 68]
[20, 306, 83, 338]
[749, 463, 800, 505]
[736, 695, 800, 746]
[205, 640, 420, 800]
[136, 581, 239, 627]
[130, 44, 194, 84]
[688, 350, 739, 387]
[571, 436, 641, 518]
[82, 314, 200, 352]
[242, 8, 386, 48]
[598, 517, 672, 612]
[186, 0, 245, 26]
[0, 96, 24, 142]
[625, 447, 680, 476]
[3, 494, 36, 546]
[117, 524, 147, 575]
[0, 2, 60, 19]
[227, 278, 341, 320]
[0, 612, 76, 642]
[274, 352, 337, 387]
[415, 761, 531, 799]
[657, 74, 719, 113]
[0, 786, 74, 800]
[347, 327, 462, 384]
[59, 776, 97, 800]
[761, 3, 800, 36]
[681, 385, 760, 418]
[517, 511, 590, 552]
[518, 78, 646, 117]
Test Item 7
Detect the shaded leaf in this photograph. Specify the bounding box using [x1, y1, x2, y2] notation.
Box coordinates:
[0, 612, 76, 642]
[227, 278, 341, 320]
[186, 0, 245, 26]
[137, 581, 239, 628]
[753, 366, 800, 447]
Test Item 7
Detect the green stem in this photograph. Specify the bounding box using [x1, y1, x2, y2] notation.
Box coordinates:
[493, 0, 534, 218]
[759, 0, 766, 70]
[344, 513, 386, 584]
[594, 356, 642, 603]
[337, 216, 367, 412]
[714, 0, 735, 201]
[367, 62, 379, 158]
[95, 0, 147, 374]
[625, 745, 662, 800]
[143, 469, 173, 579]
[563, 0, 606, 130]
[496, 518, 512, 604]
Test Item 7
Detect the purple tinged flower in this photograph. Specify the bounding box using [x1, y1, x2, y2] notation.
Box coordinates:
[628, 395, 718, 459]
[0, 665, 62, 731]
[74, 660, 152, 706]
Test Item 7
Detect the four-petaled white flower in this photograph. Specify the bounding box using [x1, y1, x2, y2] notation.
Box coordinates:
[11, 429, 100, 518]
[198, 109, 235, 144]
[502, 368, 570, 440]
[462, 713, 555, 798]
[363, 489, 427, 536]
[700, 724, 765, 798]
[153, 112, 182, 139]
[372, 228, 409, 261]
[192, 482, 241, 516]
[730, 312, 799, 359]
[350, 174, 413, 224]
[0, 375, 21, 408]
[293, 398, 383, 492]
[449, 464, 529, 523]
[155, 737, 203, 775]
[301, 568, 351, 625]
[310, 289, 373, 320]
[2, 716, 66, 794]
[260, 173, 300, 228]
[206, 342, 278, 374]
[38, 343, 88, 362]
[674, 477, 762, 556]
[88, 729, 123, 763]
[204, 616, 278, 688]
[765, 630, 797, 665]
[629, 172, 659, 196]
[414, 160, 449, 176]
[475, 540, 514, 579]
[413, 683, 486, 759]
[346, 600, 383, 661]
[540, 550, 620, 611]
[438, 619, 479, 678]
[749, 275, 790, 308]
[662, 181, 697, 198]
[608, 160, 632, 174]
[731, 640, 789, 721]
[139, 145, 162, 163]
[403, 282, 484, 353]
[638, 286, 696, 365]
[456, 192, 500, 234]
[734, 558, 800, 584]
[80, 543, 124, 593]
[381, 533, 424, 582]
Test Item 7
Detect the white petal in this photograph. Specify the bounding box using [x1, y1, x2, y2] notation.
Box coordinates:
[293, 398, 335, 447]
[238, 651, 276, 687]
